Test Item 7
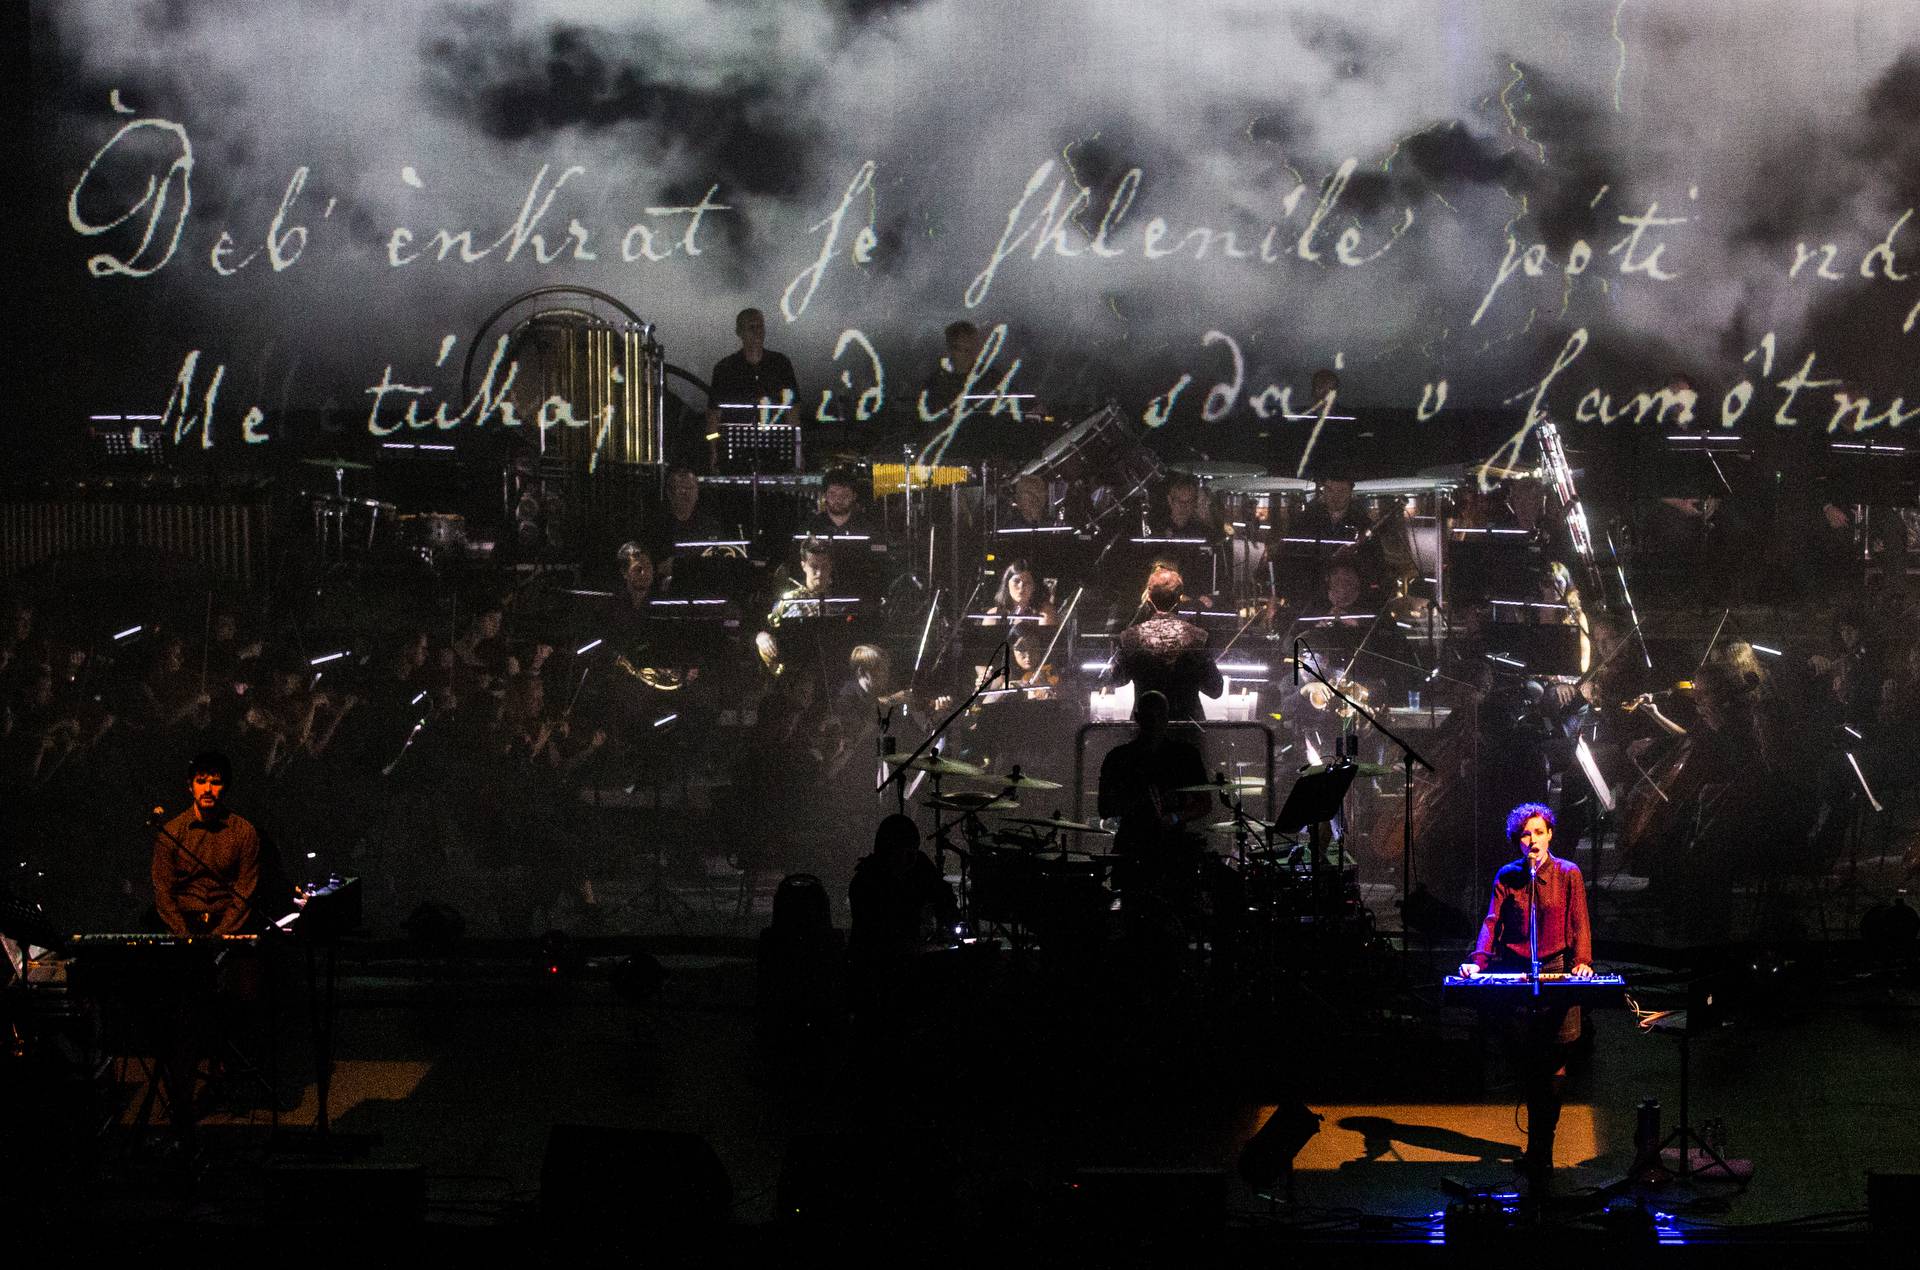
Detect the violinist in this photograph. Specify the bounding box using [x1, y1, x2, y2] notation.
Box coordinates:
[983, 558, 1058, 627]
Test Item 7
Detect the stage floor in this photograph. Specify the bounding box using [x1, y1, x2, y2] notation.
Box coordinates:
[45, 933, 1918, 1250]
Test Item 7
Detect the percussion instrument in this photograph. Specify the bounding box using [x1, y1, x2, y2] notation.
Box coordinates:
[871, 462, 973, 498]
[884, 752, 993, 779]
[1019, 404, 1163, 529]
[926, 791, 1019, 813]
[999, 815, 1112, 834]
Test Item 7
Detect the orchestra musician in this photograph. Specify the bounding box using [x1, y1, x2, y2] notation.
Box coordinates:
[1007, 473, 1053, 530]
[706, 307, 800, 433]
[983, 559, 1058, 627]
[1112, 564, 1223, 724]
[643, 466, 726, 583]
[1145, 473, 1221, 600]
[1457, 803, 1595, 1191]
[756, 537, 837, 679]
[919, 320, 987, 421]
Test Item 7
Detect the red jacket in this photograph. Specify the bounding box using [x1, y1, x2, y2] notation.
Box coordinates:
[1470, 855, 1592, 969]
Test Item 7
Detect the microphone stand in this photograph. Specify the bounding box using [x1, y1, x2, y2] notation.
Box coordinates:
[876, 633, 1016, 803]
[1528, 863, 1543, 998]
[1294, 638, 1436, 948]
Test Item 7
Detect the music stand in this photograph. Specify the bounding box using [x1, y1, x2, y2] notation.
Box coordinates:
[1274, 764, 1358, 934]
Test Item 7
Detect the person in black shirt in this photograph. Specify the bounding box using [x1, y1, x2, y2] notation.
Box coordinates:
[848, 813, 959, 1018]
[707, 307, 800, 431]
[642, 466, 726, 584]
[1098, 689, 1210, 938]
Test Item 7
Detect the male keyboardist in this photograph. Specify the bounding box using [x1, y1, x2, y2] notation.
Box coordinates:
[153, 749, 262, 937]
[1457, 803, 1594, 1191]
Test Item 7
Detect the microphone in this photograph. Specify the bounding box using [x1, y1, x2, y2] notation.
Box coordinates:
[147, 805, 167, 827]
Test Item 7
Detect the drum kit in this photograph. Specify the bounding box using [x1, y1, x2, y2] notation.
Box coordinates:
[883, 749, 1114, 944]
[300, 456, 472, 568]
[880, 748, 1373, 953]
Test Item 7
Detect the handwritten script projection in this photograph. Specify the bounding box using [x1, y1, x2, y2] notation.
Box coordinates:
[28, 0, 1920, 462]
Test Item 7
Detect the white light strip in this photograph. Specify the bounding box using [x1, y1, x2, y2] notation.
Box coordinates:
[576, 638, 603, 655]
[653, 713, 679, 728]
[113, 624, 142, 640]
[1750, 643, 1781, 656]
[309, 651, 350, 665]
[411, 691, 427, 705]
[1844, 751, 1884, 813]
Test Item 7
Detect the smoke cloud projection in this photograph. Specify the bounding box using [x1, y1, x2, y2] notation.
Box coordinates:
[25, 0, 1920, 462]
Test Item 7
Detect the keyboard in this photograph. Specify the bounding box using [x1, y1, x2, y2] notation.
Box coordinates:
[1442, 972, 1627, 1009]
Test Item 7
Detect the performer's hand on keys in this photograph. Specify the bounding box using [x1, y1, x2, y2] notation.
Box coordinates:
[1572, 963, 1595, 980]
[1457, 963, 1479, 978]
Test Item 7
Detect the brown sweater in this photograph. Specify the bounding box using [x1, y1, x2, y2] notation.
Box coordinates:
[153, 809, 261, 936]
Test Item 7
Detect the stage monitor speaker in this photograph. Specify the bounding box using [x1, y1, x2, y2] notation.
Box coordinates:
[540, 1125, 731, 1231]
[264, 1163, 424, 1225]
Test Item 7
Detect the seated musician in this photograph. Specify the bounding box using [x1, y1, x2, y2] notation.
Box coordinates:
[1112, 565, 1224, 724]
[805, 467, 887, 597]
[1144, 473, 1221, 599]
[1097, 689, 1211, 934]
[983, 558, 1058, 627]
[1297, 558, 1405, 715]
[806, 467, 878, 540]
[643, 466, 726, 584]
[1294, 476, 1366, 542]
[756, 538, 837, 677]
[1006, 473, 1053, 530]
[153, 750, 261, 937]
[1457, 803, 1595, 1189]
[608, 542, 662, 645]
[1146, 473, 1216, 540]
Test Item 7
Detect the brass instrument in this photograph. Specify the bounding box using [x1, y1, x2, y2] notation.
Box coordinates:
[613, 653, 684, 690]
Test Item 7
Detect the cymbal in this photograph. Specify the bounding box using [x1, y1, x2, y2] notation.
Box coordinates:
[1300, 761, 1395, 777]
[999, 815, 1112, 834]
[1204, 817, 1273, 836]
[1205, 819, 1307, 842]
[1173, 777, 1266, 793]
[300, 456, 373, 471]
[1030, 849, 1116, 865]
[885, 753, 991, 779]
[925, 792, 1018, 813]
[976, 770, 1063, 791]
